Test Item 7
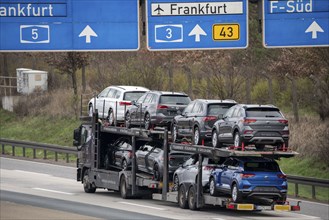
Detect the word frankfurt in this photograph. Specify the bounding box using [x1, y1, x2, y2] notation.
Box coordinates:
[151, 2, 243, 16]
[0, 3, 66, 17]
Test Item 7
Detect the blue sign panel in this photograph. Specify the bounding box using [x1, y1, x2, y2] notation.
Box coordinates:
[146, 0, 248, 51]
[0, 0, 139, 51]
[263, 0, 329, 48]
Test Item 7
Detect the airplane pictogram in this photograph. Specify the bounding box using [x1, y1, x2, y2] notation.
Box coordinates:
[154, 4, 164, 15]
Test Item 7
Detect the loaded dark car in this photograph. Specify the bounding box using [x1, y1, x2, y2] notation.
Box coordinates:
[172, 99, 237, 145]
[125, 91, 191, 130]
[211, 104, 289, 150]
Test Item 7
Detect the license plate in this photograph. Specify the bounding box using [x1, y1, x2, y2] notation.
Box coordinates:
[237, 204, 254, 210]
[274, 205, 291, 211]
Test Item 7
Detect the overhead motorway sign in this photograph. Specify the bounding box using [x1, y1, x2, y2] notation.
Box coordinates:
[146, 0, 248, 51]
[0, 0, 139, 51]
[263, 0, 329, 48]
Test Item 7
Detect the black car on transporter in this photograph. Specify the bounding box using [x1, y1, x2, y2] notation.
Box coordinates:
[172, 99, 237, 145]
[125, 91, 191, 130]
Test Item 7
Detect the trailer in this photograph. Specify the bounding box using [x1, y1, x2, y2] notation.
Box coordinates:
[74, 112, 300, 212]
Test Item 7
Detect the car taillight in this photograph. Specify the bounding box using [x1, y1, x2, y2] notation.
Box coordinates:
[278, 119, 288, 124]
[241, 173, 255, 178]
[244, 130, 253, 134]
[169, 156, 175, 161]
[203, 166, 214, 171]
[243, 119, 257, 124]
[120, 101, 131, 106]
[203, 116, 217, 122]
[277, 174, 287, 179]
[157, 105, 168, 109]
[281, 130, 290, 135]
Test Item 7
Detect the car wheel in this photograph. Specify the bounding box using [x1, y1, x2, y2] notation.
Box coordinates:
[83, 170, 96, 193]
[89, 105, 93, 117]
[121, 159, 128, 170]
[153, 164, 160, 181]
[178, 185, 188, 209]
[255, 144, 265, 151]
[188, 186, 199, 210]
[212, 130, 222, 148]
[144, 113, 151, 130]
[172, 123, 178, 143]
[125, 112, 131, 128]
[234, 132, 242, 148]
[231, 183, 242, 203]
[108, 109, 115, 126]
[173, 175, 179, 192]
[120, 175, 132, 199]
[193, 127, 201, 145]
[209, 177, 219, 196]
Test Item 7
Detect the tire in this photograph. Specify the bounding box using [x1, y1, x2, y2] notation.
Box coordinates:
[212, 130, 222, 148]
[121, 159, 128, 170]
[173, 175, 179, 192]
[234, 132, 242, 148]
[153, 164, 160, 181]
[120, 176, 132, 199]
[108, 109, 115, 126]
[193, 127, 201, 145]
[172, 123, 178, 143]
[209, 177, 219, 196]
[231, 183, 242, 203]
[125, 112, 131, 128]
[89, 105, 93, 117]
[188, 186, 199, 210]
[144, 113, 151, 130]
[178, 185, 188, 209]
[83, 170, 96, 193]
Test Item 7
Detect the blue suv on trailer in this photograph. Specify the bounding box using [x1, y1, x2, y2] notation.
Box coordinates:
[209, 156, 287, 204]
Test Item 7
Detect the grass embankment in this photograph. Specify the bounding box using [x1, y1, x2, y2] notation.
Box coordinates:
[1, 109, 328, 202]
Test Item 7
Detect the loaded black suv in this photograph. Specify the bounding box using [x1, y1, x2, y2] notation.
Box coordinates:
[211, 104, 289, 150]
[172, 99, 237, 145]
[125, 91, 191, 130]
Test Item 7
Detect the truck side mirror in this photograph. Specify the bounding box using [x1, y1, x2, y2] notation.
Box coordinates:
[73, 127, 81, 146]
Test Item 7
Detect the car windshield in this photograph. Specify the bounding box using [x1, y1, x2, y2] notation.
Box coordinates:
[160, 95, 190, 105]
[246, 108, 282, 118]
[244, 162, 280, 172]
[123, 92, 147, 101]
[207, 104, 236, 116]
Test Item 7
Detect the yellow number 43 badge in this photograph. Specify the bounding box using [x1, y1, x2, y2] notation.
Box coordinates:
[213, 24, 240, 41]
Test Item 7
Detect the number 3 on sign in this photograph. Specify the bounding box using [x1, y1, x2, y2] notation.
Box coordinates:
[213, 24, 239, 41]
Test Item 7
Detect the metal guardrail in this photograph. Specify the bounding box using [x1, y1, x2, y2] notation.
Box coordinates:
[0, 138, 77, 163]
[0, 138, 328, 200]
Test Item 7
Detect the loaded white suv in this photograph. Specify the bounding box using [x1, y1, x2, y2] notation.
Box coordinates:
[88, 85, 149, 125]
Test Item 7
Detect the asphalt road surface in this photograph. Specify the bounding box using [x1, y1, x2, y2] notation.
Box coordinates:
[1, 157, 328, 220]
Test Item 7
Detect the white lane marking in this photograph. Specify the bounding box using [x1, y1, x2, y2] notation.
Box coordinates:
[119, 201, 166, 210]
[212, 218, 226, 220]
[14, 170, 51, 177]
[290, 213, 322, 219]
[33, 187, 74, 195]
[3, 157, 76, 170]
[289, 198, 329, 207]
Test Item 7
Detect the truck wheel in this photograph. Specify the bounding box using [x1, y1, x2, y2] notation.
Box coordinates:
[231, 184, 242, 203]
[188, 186, 199, 210]
[120, 175, 132, 199]
[212, 130, 222, 148]
[234, 132, 242, 148]
[209, 177, 219, 196]
[178, 185, 188, 209]
[83, 170, 96, 193]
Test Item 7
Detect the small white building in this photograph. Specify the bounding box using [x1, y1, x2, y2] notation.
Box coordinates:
[16, 68, 48, 94]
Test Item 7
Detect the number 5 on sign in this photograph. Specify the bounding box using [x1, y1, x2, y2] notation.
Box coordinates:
[213, 24, 239, 41]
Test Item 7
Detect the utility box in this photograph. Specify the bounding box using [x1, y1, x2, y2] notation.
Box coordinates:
[16, 68, 48, 94]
